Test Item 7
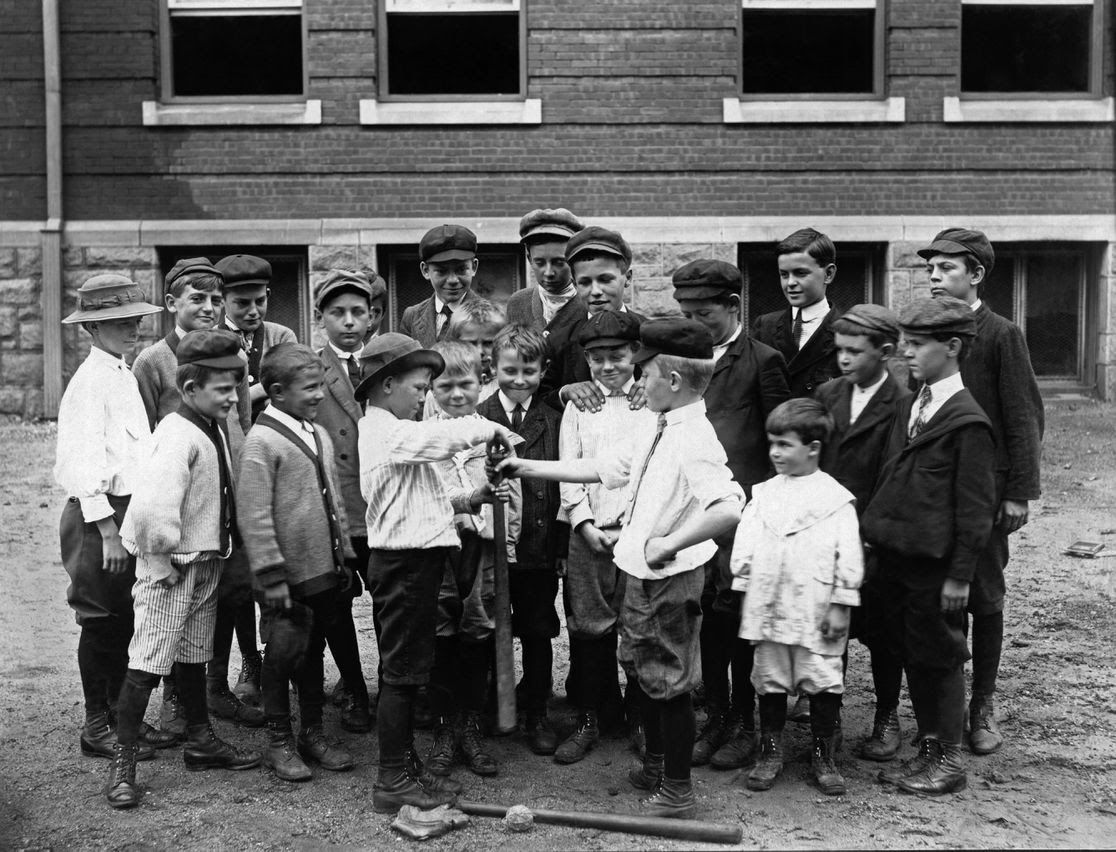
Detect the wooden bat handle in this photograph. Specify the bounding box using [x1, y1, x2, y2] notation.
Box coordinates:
[490, 466, 516, 734]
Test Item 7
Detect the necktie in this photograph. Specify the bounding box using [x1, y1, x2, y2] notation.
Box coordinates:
[345, 354, 361, 389]
[909, 384, 933, 441]
[792, 308, 804, 350]
[630, 414, 668, 510]
[511, 403, 524, 432]
[436, 304, 453, 341]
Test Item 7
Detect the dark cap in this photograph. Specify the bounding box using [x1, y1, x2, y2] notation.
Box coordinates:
[917, 227, 995, 274]
[898, 296, 977, 339]
[314, 269, 387, 309]
[671, 259, 743, 301]
[577, 309, 642, 350]
[420, 224, 478, 263]
[519, 208, 584, 243]
[177, 328, 250, 369]
[215, 254, 271, 289]
[839, 303, 900, 342]
[62, 273, 163, 324]
[631, 317, 715, 365]
[166, 257, 221, 293]
[565, 226, 632, 267]
[353, 332, 446, 402]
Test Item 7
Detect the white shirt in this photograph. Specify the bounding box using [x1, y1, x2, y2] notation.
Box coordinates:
[54, 347, 152, 522]
[849, 371, 889, 425]
[795, 299, 830, 348]
[434, 296, 453, 336]
[907, 372, 966, 434]
[265, 403, 317, 454]
[498, 391, 532, 422]
[328, 340, 361, 361]
[712, 325, 742, 363]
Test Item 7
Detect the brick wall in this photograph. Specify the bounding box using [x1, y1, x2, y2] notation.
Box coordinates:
[0, 247, 44, 417]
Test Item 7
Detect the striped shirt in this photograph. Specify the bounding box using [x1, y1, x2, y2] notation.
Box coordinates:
[359, 406, 499, 550]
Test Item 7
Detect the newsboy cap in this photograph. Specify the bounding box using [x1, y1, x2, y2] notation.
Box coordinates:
[353, 332, 445, 402]
[519, 208, 584, 243]
[215, 254, 271, 289]
[671, 259, 743, 301]
[917, 228, 995, 275]
[313, 269, 387, 309]
[62, 273, 163, 324]
[898, 296, 977, 339]
[839, 303, 900, 342]
[177, 328, 250, 369]
[631, 317, 715, 365]
[165, 257, 221, 293]
[565, 226, 632, 267]
[577, 309, 642, 350]
[420, 224, 478, 263]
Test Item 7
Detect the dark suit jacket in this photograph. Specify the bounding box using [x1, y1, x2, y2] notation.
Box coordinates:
[313, 346, 367, 535]
[399, 289, 478, 347]
[539, 306, 645, 412]
[477, 393, 568, 571]
[816, 372, 910, 516]
[752, 305, 841, 398]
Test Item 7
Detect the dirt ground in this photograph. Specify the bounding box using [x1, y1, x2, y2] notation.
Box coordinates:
[1, 400, 1115, 851]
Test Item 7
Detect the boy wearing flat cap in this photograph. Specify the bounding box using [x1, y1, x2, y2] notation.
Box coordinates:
[814, 304, 910, 761]
[920, 227, 1043, 756]
[401, 225, 480, 347]
[672, 259, 790, 771]
[499, 317, 744, 819]
[507, 208, 585, 335]
[862, 297, 997, 796]
[55, 274, 174, 761]
[355, 332, 517, 813]
[105, 329, 263, 810]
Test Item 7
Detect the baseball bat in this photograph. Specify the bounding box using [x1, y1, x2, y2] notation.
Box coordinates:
[457, 801, 744, 845]
[487, 442, 517, 734]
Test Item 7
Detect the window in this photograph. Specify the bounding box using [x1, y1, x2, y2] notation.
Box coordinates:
[378, 245, 524, 331]
[739, 0, 883, 97]
[961, 0, 1100, 95]
[160, 0, 306, 100]
[738, 243, 884, 327]
[379, 0, 524, 99]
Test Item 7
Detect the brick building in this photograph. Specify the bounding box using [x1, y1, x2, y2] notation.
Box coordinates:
[1, 0, 1113, 417]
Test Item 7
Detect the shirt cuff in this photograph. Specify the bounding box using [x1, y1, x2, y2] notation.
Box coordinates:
[830, 587, 860, 608]
[567, 503, 595, 529]
[79, 494, 115, 524]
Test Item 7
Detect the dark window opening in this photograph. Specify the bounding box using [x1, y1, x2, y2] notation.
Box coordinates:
[961, 4, 1091, 93]
[386, 13, 520, 96]
[741, 9, 876, 95]
[170, 14, 303, 97]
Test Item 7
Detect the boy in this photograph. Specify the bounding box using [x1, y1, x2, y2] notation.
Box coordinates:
[426, 341, 520, 778]
[499, 318, 744, 818]
[862, 297, 997, 795]
[919, 228, 1044, 754]
[752, 227, 842, 399]
[477, 325, 568, 756]
[671, 259, 790, 769]
[238, 344, 356, 782]
[401, 225, 479, 347]
[730, 398, 864, 796]
[311, 269, 381, 734]
[105, 329, 262, 809]
[506, 207, 585, 335]
[540, 226, 645, 413]
[355, 332, 517, 813]
[814, 304, 910, 761]
[555, 310, 655, 765]
[422, 298, 505, 420]
[55, 274, 172, 759]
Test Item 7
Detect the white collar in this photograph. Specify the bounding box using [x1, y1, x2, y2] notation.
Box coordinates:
[714, 324, 743, 349]
[328, 340, 361, 360]
[588, 304, 628, 320]
[223, 316, 242, 334]
[662, 398, 707, 427]
[266, 403, 315, 437]
[88, 345, 128, 369]
[854, 371, 889, 396]
[498, 390, 532, 415]
[173, 325, 188, 340]
[797, 300, 830, 323]
[925, 371, 965, 402]
[970, 298, 983, 311]
[594, 376, 635, 397]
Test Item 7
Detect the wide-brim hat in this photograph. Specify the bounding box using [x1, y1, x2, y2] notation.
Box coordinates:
[353, 332, 446, 402]
[62, 273, 163, 324]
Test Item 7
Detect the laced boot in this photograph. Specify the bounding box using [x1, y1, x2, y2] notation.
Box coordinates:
[968, 697, 1003, 755]
[691, 707, 729, 766]
[373, 765, 457, 815]
[787, 693, 811, 724]
[639, 777, 697, 819]
[525, 712, 558, 756]
[458, 712, 498, 776]
[710, 710, 756, 769]
[860, 706, 901, 762]
[897, 739, 967, 796]
[878, 736, 934, 786]
[264, 718, 311, 782]
[407, 747, 463, 795]
[104, 742, 140, 809]
[339, 693, 373, 734]
[81, 711, 154, 761]
[745, 732, 784, 791]
[811, 735, 846, 796]
[207, 683, 266, 727]
[298, 724, 354, 772]
[232, 651, 262, 706]
[182, 722, 262, 771]
[628, 752, 664, 790]
[138, 721, 178, 750]
[426, 717, 457, 776]
[554, 710, 600, 765]
[159, 689, 187, 740]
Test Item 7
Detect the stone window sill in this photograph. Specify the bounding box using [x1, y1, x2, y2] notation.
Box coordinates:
[359, 99, 541, 126]
[942, 97, 1114, 123]
[722, 96, 905, 124]
[141, 100, 323, 127]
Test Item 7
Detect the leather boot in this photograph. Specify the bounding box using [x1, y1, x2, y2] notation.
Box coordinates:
[207, 682, 266, 727]
[787, 693, 811, 724]
[339, 693, 373, 734]
[81, 712, 155, 762]
[426, 717, 457, 776]
[898, 739, 967, 796]
[264, 719, 311, 782]
[525, 713, 558, 755]
[811, 735, 846, 796]
[138, 721, 179, 750]
[159, 689, 187, 739]
[105, 742, 140, 809]
[183, 722, 262, 771]
[878, 737, 934, 786]
[710, 710, 756, 769]
[298, 724, 354, 772]
[232, 651, 262, 707]
[628, 752, 664, 790]
[745, 732, 784, 791]
[639, 776, 696, 819]
[554, 710, 600, 765]
[968, 697, 1003, 755]
[373, 766, 456, 814]
[406, 748, 463, 795]
[459, 712, 498, 776]
[860, 706, 901, 762]
[691, 707, 729, 766]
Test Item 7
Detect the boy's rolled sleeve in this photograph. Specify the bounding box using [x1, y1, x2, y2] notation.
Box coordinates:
[830, 503, 864, 608]
[728, 501, 754, 591]
[683, 455, 745, 513]
[559, 404, 593, 528]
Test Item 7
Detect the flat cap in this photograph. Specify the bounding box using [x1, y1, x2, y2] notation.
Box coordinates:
[839, 303, 900, 342]
[632, 317, 714, 365]
[314, 269, 387, 309]
[898, 296, 977, 339]
[917, 227, 995, 274]
[577, 309, 642, 350]
[519, 208, 584, 243]
[177, 328, 249, 369]
[565, 226, 632, 267]
[671, 259, 743, 301]
[166, 257, 221, 293]
[62, 273, 163, 324]
[354, 332, 445, 402]
[420, 224, 478, 264]
[216, 254, 271, 289]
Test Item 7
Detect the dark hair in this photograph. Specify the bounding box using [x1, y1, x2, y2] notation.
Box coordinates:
[570, 249, 631, 275]
[924, 331, 971, 364]
[765, 398, 833, 447]
[167, 271, 223, 300]
[775, 228, 836, 268]
[831, 316, 896, 348]
[260, 343, 323, 394]
[176, 362, 245, 392]
[492, 324, 549, 366]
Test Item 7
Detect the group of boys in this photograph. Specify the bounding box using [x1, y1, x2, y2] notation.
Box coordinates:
[54, 207, 1041, 819]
